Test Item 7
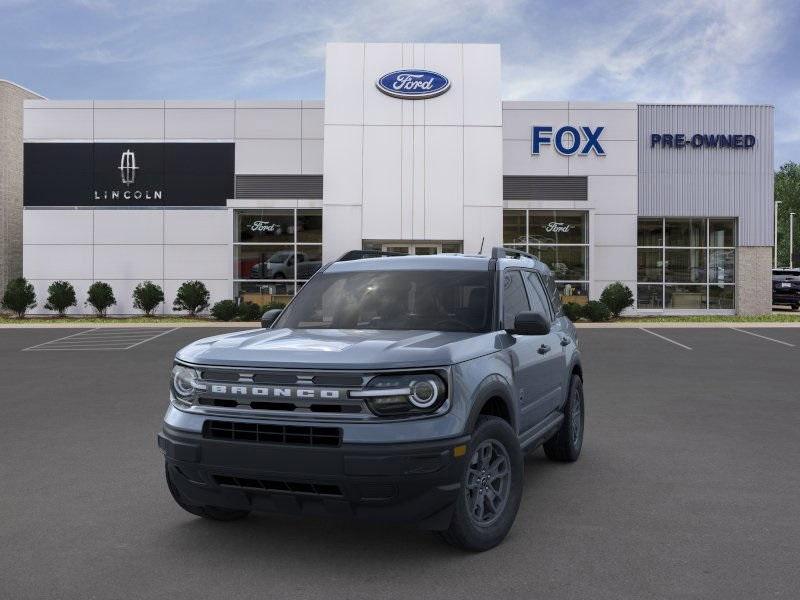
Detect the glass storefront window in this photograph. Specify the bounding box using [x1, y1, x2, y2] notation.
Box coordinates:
[503, 209, 590, 300]
[529, 211, 587, 244]
[637, 284, 663, 309]
[709, 219, 736, 247]
[638, 218, 736, 311]
[637, 219, 663, 246]
[664, 249, 706, 283]
[234, 209, 322, 303]
[665, 285, 707, 309]
[637, 248, 662, 282]
[665, 219, 707, 247]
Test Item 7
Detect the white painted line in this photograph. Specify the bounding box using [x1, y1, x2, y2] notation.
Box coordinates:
[27, 347, 131, 351]
[123, 327, 179, 349]
[730, 328, 796, 347]
[21, 328, 98, 351]
[639, 328, 693, 350]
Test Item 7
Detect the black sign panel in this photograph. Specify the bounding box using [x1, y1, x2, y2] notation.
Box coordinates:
[24, 142, 234, 207]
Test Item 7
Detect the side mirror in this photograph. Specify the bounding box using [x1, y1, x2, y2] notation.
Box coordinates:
[511, 311, 550, 336]
[260, 309, 282, 329]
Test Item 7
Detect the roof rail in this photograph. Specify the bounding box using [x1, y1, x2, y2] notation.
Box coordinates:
[336, 249, 405, 262]
[491, 246, 538, 261]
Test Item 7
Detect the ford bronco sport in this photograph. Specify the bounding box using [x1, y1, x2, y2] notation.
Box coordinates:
[159, 247, 584, 551]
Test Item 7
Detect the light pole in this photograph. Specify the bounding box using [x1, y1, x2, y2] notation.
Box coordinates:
[791, 212, 796, 269]
[775, 200, 782, 267]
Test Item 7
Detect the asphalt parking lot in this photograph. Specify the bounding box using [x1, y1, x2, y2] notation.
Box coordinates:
[1, 326, 799, 599]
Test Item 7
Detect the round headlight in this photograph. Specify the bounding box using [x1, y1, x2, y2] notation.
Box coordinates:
[409, 379, 439, 408]
[171, 365, 199, 398]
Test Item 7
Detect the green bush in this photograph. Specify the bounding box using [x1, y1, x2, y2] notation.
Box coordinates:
[172, 281, 210, 316]
[584, 300, 611, 322]
[210, 300, 237, 321]
[600, 282, 634, 317]
[562, 302, 585, 322]
[237, 300, 262, 322]
[86, 282, 116, 317]
[1, 277, 37, 318]
[132, 281, 164, 316]
[44, 280, 76, 317]
[263, 300, 287, 311]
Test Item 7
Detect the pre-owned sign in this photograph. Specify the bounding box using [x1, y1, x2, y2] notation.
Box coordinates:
[650, 133, 756, 149]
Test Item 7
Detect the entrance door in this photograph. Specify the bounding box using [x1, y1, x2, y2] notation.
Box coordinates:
[381, 243, 442, 255]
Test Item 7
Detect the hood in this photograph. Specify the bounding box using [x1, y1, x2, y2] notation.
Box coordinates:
[175, 328, 500, 370]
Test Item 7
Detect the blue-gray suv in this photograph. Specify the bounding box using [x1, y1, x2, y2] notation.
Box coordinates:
[158, 248, 585, 551]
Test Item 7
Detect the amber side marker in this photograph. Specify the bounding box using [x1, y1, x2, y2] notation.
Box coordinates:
[453, 445, 467, 457]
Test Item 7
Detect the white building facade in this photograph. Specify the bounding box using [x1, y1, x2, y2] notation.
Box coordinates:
[20, 42, 774, 315]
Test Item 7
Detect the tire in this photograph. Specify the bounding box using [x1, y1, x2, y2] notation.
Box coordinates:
[440, 416, 523, 552]
[543, 374, 584, 462]
[792, 304, 799, 311]
[165, 464, 250, 522]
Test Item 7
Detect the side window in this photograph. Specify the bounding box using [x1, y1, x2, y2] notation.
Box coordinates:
[541, 271, 563, 317]
[522, 271, 550, 318]
[502, 270, 530, 328]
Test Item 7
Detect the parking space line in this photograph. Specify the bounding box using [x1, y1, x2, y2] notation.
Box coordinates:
[639, 328, 693, 350]
[22, 329, 98, 351]
[123, 327, 179, 349]
[730, 328, 796, 347]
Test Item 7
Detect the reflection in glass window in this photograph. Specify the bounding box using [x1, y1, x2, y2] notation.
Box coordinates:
[529, 211, 587, 244]
[234, 209, 322, 304]
[637, 218, 736, 311]
[502, 271, 530, 329]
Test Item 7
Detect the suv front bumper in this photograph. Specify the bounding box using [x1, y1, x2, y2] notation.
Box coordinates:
[158, 423, 470, 530]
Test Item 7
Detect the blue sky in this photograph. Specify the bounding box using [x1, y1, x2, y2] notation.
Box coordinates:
[2, 0, 799, 166]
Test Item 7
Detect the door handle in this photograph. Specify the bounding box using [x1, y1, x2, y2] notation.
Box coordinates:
[538, 344, 551, 355]
[560, 336, 570, 347]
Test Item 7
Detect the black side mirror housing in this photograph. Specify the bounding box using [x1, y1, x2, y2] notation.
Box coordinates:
[510, 311, 550, 335]
[260, 309, 283, 329]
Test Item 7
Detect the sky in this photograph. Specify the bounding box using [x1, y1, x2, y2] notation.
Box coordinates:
[1, 0, 799, 166]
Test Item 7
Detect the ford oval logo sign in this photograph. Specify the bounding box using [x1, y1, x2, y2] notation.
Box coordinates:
[376, 70, 450, 99]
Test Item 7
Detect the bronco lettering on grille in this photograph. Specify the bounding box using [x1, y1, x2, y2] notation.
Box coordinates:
[209, 385, 341, 400]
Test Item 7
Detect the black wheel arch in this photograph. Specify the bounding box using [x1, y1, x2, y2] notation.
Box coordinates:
[464, 374, 517, 435]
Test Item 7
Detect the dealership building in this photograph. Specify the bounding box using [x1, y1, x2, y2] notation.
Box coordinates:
[8, 42, 774, 315]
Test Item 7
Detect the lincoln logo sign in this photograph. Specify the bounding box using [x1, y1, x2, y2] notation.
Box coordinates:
[94, 148, 163, 202]
[532, 125, 605, 156]
[118, 149, 138, 185]
[376, 70, 450, 99]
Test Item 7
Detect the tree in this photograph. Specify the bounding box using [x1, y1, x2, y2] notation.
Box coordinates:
[599, 282, 634, 317]
[44, 281, 77, 317]
[775, 162, 800, 267]
[132, 281, 165, 316]
[173, 281, 210, 316]
[210, 300, 237, 321]
[1, 277, 36, 318]
[86, 282, 116, 317]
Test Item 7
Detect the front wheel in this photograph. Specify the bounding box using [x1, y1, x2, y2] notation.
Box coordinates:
[165, 465, 250, 521]
[543, 374, 584, 462]
[440, 416, 523, 552]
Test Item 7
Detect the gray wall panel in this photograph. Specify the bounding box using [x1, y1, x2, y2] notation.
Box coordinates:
[638, 104, 774, 246]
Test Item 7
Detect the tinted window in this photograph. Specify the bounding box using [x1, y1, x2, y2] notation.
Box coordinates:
[540, 271, 563, 317]
[502, 271, 530, 329]
[522, 271, 551, 317]
[275, 270, 493, 333]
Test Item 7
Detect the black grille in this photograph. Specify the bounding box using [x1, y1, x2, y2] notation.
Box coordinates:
[203, 420, 342, 447]
[235, 174, 323, 199]
[503, 176, 588, 201]
[213, 475, 343, 497]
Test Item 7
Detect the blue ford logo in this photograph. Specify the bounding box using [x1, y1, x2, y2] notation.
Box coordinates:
[376, 70, 450, 99]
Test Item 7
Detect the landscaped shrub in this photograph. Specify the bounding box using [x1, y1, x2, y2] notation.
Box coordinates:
[44, 280, 76, 317]
[132, 281, 165, 316]
[1, 277, 36, 318]
[600, 282, 634, 317]
[562, 302, 585, 322]
[584, 300, 611, 322]
[86, 282, 116, 317]
[172, 281, 210, 316]
[210, 300, 237, 321]
[263, 300, 287, 311]
[237, 300, 262, 322]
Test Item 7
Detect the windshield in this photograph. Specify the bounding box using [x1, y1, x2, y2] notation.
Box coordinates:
[275, 270, 494, 332]
[269, 252, 292, 263]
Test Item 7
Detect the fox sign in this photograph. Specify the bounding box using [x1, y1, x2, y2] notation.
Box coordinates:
[532, 125, 605, 156]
